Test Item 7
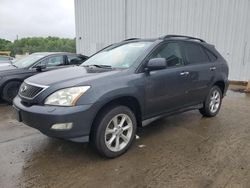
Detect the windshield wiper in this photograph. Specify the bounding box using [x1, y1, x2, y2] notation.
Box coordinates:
[83, 64, 112, 69]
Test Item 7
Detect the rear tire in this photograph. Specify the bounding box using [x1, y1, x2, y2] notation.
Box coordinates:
[2, 81, 22, 104]
[199, 86, 222, 117]
[91, 105, 137, 158]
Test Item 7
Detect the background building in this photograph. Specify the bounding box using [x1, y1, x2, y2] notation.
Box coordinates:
[75, 0, 250, 81]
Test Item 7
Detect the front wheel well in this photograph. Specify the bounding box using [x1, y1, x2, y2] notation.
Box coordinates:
[90, 96, 142, 139]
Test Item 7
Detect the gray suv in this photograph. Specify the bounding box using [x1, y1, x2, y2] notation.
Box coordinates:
[13, 35, 229, 158]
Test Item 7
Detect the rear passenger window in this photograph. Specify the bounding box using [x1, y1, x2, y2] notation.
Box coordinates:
[183, 43, 210, 64]
[204, 49, 217, 62]
[67, 55, 85, 65]
[150, 42, 184, 67]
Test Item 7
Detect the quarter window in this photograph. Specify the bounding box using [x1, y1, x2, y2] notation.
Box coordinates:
[204, 49, 217, 62]
[150, 43, 184, 67]
[183, 43, 210, 64]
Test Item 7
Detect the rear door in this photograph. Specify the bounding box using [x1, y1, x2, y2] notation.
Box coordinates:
[181, 42, 218, 105]
[144, 42, 191, 117]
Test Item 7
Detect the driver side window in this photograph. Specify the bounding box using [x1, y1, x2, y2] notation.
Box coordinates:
[39, 55, 64, 68]
[150, 43, 184, 67]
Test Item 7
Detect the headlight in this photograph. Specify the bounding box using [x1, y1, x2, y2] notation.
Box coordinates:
[44, 86, 90, 106]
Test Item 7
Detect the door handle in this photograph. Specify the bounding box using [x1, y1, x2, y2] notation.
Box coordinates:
[180, 71, 190, 76]
[210, 66, 216, 71]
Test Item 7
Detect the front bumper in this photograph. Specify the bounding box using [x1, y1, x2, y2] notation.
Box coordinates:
[13, 96, 96, 142]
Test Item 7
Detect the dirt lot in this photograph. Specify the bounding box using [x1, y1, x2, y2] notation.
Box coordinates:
[0, 87, 250, 188]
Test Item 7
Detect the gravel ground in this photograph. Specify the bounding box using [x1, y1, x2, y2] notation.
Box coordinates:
[0, 86, 250, 188]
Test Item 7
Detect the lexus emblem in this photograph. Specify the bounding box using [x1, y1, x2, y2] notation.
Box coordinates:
[21, 85, 28, 93]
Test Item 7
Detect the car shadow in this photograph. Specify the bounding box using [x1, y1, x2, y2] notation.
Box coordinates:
[0, 100, 8, 106]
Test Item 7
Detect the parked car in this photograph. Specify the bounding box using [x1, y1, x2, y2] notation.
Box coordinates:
[0, 56, 14, 66]
[0, 52, 88, 103]
[13, 35, 229, 158]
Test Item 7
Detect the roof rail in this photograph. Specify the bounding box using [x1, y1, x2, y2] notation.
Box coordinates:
[123, 38, 140, 41]
[160, 35, 206, 43]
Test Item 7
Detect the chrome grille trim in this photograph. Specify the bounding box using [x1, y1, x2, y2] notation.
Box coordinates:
[19, 81, 49, 100]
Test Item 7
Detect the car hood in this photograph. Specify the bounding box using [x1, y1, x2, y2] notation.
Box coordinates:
[0, 63, 11, 67]
[0, 65, 26, 76]
[25, 66, 123, 86]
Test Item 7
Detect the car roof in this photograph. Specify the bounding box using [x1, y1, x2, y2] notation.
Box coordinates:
[31, 52, 77, 56]
[122, 35, 212, 46]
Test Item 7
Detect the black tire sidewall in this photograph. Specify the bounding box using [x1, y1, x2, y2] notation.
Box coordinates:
[204, 86, 222, 117]
[2, 81, 22, 103]
[93, 105, 137, 158]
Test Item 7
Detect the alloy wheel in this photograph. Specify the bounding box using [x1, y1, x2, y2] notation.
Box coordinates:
[104, 114, 133, 152]
[209, 90, 221, 113]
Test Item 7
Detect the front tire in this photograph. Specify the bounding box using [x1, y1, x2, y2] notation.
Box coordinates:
[199, 86, 222, 117]
[91, 105, 137, 158]
[2, 81, 22, 104]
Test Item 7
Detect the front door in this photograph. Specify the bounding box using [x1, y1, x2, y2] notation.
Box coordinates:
[144, 42, 191, 117]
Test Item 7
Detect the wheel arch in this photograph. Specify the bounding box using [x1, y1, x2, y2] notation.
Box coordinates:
[0, 79, 23, 96]
[213, 80, 226, 96]
[90, 96, 142, 140]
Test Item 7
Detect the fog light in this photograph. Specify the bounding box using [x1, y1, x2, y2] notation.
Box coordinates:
[51, 123, 73, 130]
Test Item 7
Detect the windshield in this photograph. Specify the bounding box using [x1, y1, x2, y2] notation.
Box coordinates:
[82, 42, 153, 68]
[13, 54, 46, 68]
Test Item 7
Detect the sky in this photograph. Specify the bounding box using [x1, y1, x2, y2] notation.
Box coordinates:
[0, 0, 75, 41]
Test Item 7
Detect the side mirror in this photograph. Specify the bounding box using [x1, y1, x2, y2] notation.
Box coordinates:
[146, 58, 167, 71]
[36, 64, 46, 72]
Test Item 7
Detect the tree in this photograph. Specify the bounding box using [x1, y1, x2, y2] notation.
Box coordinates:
[0, 39, 12, 51]
[0, 37, 76, 56]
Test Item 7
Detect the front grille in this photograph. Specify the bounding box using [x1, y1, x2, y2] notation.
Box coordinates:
[19, 82, 46, 99]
